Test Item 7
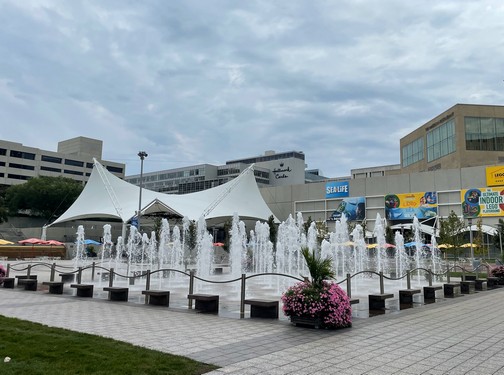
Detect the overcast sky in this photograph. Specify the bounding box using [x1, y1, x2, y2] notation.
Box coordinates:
[1, 1, 503, 177]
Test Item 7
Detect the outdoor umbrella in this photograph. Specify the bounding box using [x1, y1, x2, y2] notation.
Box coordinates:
[461, 243, 477, 248]
[82, 239, 102, 246]
[45, 240, 65, 246]
[18, 238, 45, 245]
[213, 242, 224, 247]
[438, 244, 453, 249]
[0, 239, 14, 245]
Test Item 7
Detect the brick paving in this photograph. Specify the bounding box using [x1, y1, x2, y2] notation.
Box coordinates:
[1, 282, 504, 374]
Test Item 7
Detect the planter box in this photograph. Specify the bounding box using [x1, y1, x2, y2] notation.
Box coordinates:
[290, 316, 323, 329]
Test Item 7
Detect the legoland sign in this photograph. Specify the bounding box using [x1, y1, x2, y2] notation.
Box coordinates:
[325, 181, 349, 198]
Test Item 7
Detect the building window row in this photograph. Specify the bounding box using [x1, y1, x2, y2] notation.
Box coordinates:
[106, 165, 123, 174]
[0, 148, 6, 156]
[465, 116, 504, 151]
[41, 155, 63, 164]
[9, 163, 35, 171]
[402, 137, 424, 167]
[65, 159, 84, 167]
[40, 166, 61, 173]
[8, 174, 30, 180]
[427, 119, 456, 162]
[64, 169, 84, 176]
[10, 150, 35, 160]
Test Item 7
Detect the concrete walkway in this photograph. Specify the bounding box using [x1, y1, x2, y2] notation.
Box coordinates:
[1, 286, 504, 374]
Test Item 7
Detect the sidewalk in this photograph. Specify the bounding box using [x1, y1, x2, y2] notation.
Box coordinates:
[1, 286, 504, 374]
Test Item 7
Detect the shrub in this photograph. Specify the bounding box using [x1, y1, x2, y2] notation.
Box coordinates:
[282, 280, 352, 329]
[0, 264, 6, 285]
[491, 265, 504, 283]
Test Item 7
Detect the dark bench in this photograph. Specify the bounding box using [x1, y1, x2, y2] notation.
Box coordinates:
[464, 275, 477, 281]
[71, 284, 94, 297]
[142, 290, 170, 306]
[244, 299, 279, 319]
[399, 289, 421, 305]
[460, 280, 476, 294]
[1, 277, 15, 288]
[17, 278, 37, 291]
[474, 279, 488, 291]
[444, 283, 461, 298]
[59, 273, 75, 283]
[42, 281, 64, 294]
[368, 293, 394, 310]
[188, 294, 219, 313]
[487, 277, 499, 289]
[350, 298, 359, 305]
[423, 285, 442, 300]
[103, 287, 129, 301]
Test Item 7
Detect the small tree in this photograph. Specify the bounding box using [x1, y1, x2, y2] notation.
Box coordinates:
[267, 215, 277, 250]
[473, 217, 485, 258]
[439, 211, 466, 259]
[315, 220, 329, 245]
[492, 219, 504, 260]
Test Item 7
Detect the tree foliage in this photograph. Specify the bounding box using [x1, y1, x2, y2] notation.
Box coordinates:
[438, 211, 466, 258]
[4, 176, 83, 220]
[267, 215, 277, 249]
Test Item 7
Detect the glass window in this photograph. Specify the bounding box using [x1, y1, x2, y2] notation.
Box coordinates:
[402, 137, 424, 167]
[427, 119, 456, 162]
[465, 116, 504, 151]
[65, 159, 84, 167]
[41, 155, 62, 164]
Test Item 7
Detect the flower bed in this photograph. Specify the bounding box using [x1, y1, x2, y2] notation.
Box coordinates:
[490, 265, 504, 284]
[282, 280, 352, 329]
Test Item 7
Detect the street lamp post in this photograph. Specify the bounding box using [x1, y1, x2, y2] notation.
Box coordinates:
[468, 217, 474, 262]
[137, 151, 148, 232]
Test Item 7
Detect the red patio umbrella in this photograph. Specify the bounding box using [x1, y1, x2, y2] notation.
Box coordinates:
[45, 240, 65, 246]
[18, 238, 46, 245]
[213, 242, 225, 247]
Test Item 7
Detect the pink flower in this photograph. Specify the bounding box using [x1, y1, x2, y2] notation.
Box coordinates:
[282, 281, 352, 329]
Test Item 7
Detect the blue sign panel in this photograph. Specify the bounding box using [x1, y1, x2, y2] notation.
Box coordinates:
[325, 181, 350, 198]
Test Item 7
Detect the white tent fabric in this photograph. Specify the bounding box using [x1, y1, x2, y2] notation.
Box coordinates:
[50, 159, 279, 226]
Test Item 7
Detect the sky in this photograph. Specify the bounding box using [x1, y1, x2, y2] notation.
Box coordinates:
[1, 1, 503, 177]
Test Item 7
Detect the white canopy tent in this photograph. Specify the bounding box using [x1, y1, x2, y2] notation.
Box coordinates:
[49, 159, 279, 227]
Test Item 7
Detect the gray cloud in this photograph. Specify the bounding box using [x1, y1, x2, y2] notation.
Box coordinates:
[1, 0, 503, 176]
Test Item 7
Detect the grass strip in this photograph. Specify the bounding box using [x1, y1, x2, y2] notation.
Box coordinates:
[0, 315, 218, 375]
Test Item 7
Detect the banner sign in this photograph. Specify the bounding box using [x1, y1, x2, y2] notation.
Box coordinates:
[461, 187, 504, 218]
[486, 166, 504, 187]
[384, 192, 437, 220]
[329, 197, 365, 221]
[325, 181, 349, 198]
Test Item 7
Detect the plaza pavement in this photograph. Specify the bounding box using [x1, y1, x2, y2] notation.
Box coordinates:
[1, 282, 504, 375]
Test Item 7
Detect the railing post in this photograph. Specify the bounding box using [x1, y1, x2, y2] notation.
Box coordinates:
[145, 270, 151, 291]
[91, 262, 96, 281]
[407, 270, 411, 290]
[379, 271, 384, 294]
[346, 273, 352, 298]
[27, 264, 32, 277]
[462, 268, 465, 281]
[145, 270, 151, 304]
[77, 267, 82, 284]
[447, 264, 451, 283]
[6, 264, 10, 277]
[188, 271, 194, 309]
[428, 269, 433, 286]
[50, 263, 56, 281]
[109, 268, 114, 287]
[240, 274, 246, 319]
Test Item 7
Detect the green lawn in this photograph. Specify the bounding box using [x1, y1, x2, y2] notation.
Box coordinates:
[0, 315, 218, 375]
